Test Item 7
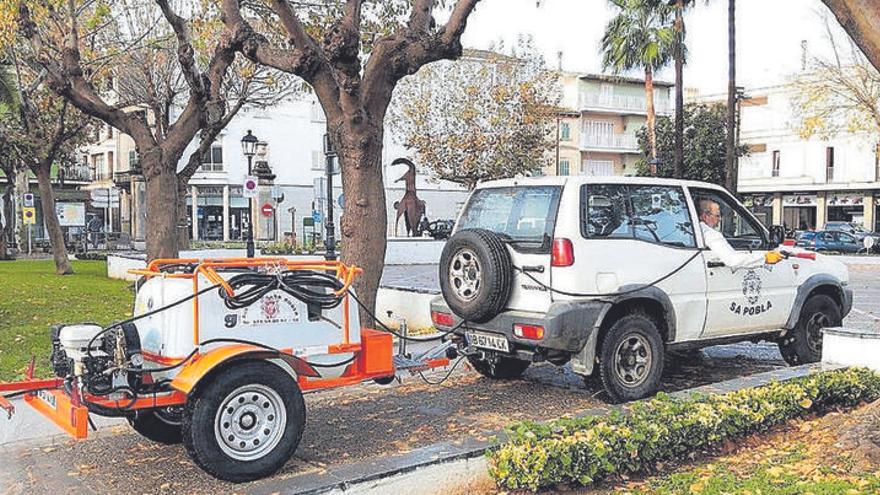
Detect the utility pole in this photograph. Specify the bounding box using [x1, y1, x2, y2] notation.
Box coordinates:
[323, 133, 337, 261]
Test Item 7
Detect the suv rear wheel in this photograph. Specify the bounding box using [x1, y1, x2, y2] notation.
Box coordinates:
[598, 313, 665, 403]
[466, 354, 530, 379]
[778, 294, 841, 366]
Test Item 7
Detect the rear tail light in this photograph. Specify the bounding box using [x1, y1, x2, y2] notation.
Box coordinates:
[783, 239, 795, 247]
[551, 238, 574, 267]
[431, 311, 455, 327]
[513, 323, 544, 340]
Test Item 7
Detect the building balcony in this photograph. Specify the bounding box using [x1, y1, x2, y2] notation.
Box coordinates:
[58, 165, 94, 183]
[579, 92, 672, 115]
[580, 133, 640, 153]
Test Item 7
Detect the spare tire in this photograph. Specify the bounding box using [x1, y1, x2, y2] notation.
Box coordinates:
[439, 229, 513, 323]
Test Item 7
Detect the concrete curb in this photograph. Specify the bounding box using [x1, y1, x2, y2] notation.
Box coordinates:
[254, 363, 840, 495]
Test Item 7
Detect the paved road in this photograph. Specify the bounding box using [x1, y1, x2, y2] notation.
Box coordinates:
[0, 262, 875, 494]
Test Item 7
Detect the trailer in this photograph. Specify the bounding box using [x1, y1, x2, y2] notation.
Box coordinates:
[0, 257, 454, 482]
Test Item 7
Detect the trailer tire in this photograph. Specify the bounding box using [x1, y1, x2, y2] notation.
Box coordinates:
[182, 361, 306, 482]
[129, 410, 182, 445]
[439, 228, 512, 323]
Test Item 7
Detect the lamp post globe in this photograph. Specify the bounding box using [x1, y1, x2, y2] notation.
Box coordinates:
[241, 130, 259, 257]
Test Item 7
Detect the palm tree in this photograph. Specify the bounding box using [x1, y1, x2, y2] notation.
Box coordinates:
[672, 0, 688, 178]
[724, 0, 737, 193]
[602, 0, 675, 161]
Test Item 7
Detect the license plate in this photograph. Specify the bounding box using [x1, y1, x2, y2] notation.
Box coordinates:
[36, 389, 57, 410]
[466, 331, 510, 352]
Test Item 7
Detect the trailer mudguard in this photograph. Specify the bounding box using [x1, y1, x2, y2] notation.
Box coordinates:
[170, 344, 320, 394]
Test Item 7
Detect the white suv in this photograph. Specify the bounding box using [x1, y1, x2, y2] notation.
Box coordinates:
[431, 176, 852, 402]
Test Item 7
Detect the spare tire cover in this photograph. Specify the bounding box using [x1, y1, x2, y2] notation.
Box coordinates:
[439, 228, 513, 323]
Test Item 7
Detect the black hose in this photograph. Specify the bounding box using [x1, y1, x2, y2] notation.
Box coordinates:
[512, 249, 703, 299]
[347, 290, 465, 342]
[220, 271, 344, 310]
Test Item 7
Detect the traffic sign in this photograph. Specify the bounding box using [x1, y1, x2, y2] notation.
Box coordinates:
[261, 203, 273, 217]
[312, 210, 323, 223]
[303, 217, 315, 227]
[242, 176, 258, 198]
[337, 194, 344, 208]
[23, 193, 34, 208]
[22, 207, 36, 225]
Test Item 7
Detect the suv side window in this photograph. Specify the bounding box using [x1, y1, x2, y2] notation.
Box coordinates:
[691, 188, 765, 250]
[581, 184, 696, 248]
[629, 186, 696, 248]
[582, 185, 630, 238]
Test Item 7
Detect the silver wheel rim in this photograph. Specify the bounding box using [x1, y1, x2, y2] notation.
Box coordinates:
[614, 333, 653, 388]
[215, 384, 286, 462]
[448, 248, 481, 301]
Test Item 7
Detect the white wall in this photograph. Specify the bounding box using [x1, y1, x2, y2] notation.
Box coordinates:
[738, 85, 880, 189]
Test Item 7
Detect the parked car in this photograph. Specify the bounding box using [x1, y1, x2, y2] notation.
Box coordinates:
[801, 230, 867, 253]
[823, 221, 880, 250]
[795, 231, 817, 248]
[431, 177, 852, 402]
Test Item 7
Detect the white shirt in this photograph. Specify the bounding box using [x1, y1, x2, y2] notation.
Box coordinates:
[700, 222, 766, 271]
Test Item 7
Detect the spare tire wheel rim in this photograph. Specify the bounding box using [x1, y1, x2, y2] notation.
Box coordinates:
[449, 248, 482, 301]
[215, 384, 287, 462]
[614, 333, 652, 388]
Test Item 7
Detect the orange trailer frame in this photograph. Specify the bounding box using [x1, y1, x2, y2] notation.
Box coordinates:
[0, 258, 449, 440]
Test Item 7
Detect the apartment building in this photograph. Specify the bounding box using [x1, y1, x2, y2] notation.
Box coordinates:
[730, 85, 880, 232]
[549, 72, 673, 177]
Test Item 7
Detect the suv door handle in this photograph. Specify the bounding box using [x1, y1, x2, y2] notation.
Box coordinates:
[707, 261, 725, 268]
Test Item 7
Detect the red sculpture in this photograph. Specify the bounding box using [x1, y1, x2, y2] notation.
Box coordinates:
[392, 158, 426, 237]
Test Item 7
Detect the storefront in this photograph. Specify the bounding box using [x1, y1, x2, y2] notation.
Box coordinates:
[782, 194, 817, 232]
[742, 194, 774, 227]
[826, 193, 865, 226]
[229, 186, 250, 241]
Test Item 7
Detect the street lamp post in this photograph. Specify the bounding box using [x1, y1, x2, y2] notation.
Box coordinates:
[241, 130, 258, 258]
[323, 133, 338, 261]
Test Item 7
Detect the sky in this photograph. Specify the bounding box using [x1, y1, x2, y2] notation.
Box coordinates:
[459, 0, 851, 96]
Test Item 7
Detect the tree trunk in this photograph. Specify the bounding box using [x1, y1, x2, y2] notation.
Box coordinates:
[674, 0, 685, 178]
[176, 179, 191, 250]
[821, 0, 880, 72]
[142, 153, 180, 261]
[645, 66, 657, 161]
[337, 121, 387, 327]
[34, 164, 73, 274]
[725, 0, 738, 194]
[0, 180, 13, 260]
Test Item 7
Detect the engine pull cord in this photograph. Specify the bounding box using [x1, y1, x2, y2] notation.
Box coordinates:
[512, 249, 704, 299]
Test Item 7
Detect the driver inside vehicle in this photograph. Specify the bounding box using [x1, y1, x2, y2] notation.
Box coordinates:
[699, 198, 784, 269]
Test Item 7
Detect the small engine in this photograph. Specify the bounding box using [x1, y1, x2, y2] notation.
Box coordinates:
[50, 323, 144, 392]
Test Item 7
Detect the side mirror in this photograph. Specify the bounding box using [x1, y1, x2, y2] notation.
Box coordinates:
[768, 225, 786, 248]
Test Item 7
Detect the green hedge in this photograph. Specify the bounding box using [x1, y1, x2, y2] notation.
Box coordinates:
[488, 368, 880, 491]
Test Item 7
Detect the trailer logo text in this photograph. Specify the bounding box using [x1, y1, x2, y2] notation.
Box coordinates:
[242, 294, 300, 325]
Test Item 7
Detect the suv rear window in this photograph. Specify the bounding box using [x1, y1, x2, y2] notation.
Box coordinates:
[457, 186, 562, 251]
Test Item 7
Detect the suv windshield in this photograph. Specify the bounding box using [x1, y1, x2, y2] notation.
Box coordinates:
[457, 185, 562, 250]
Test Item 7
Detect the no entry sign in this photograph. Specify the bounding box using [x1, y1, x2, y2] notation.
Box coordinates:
[261, 203, 273, 217]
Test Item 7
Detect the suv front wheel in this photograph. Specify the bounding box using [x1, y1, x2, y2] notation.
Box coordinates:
[778, 294, 841, 366]
[598, 313, 665, 403]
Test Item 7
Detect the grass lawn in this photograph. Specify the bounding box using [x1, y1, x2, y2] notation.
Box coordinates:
[0, 260, 132, 381]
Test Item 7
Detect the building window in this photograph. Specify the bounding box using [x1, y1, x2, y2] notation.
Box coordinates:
[559, 160, 570, 176]
[106, 125, 113, 139]
[200, 143, 224, 172]
[826, 146, 835, 182]
[771, 150, 780, 177]
[582, 160, 614, 176]
[560, 122, 571, 141]
[92, 153, 107, 180]
[128, 150, 139, 171]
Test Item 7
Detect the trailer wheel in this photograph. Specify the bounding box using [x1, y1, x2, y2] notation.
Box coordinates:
[128, 409, 182, 445]
[182, 361, 306, 482]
